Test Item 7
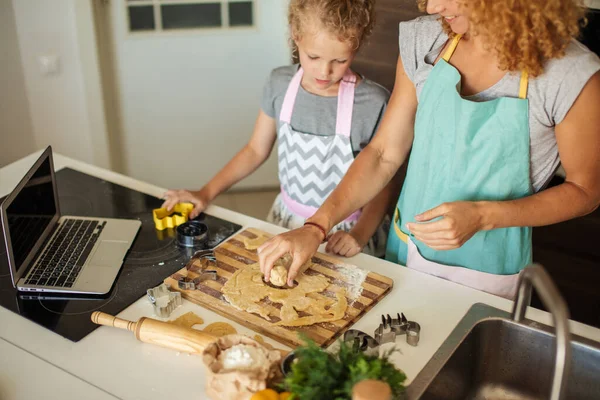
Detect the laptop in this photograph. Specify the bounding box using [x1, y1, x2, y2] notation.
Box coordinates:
[0, 146, 141, 294]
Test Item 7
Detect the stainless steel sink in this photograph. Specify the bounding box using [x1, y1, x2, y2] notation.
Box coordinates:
[408, 266, 600, 400]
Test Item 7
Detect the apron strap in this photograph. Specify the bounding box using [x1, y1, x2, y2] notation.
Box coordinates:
[280, 67, 357, 137]
[442, 34, 462, 62]
[518, 70, 529, 99]
[442, 34, 529, 100]
[279, 67, 304, 124]
[393, 208, 409, 244]
[335, 69, 357, 137]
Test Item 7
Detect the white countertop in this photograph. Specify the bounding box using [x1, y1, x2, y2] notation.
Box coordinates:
[0, 338, 118, 400]
[1, 151, 600, 400]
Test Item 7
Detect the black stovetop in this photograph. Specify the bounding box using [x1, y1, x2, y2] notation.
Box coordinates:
[0, 168, 241, 342]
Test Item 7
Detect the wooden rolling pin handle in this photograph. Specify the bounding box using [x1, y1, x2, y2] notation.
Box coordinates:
[91, 311, 216, 355]
[91, 311, 137, 332]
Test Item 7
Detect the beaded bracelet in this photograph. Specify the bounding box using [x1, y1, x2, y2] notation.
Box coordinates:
[303, 221, 328, 243]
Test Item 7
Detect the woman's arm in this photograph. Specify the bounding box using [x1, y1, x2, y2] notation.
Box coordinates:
[259, 56, 419, 284]
[408, 72, 600, 250]
[162, 110, 277, 217]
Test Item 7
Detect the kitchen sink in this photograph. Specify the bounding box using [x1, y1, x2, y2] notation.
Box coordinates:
[407, 266, 600, 400]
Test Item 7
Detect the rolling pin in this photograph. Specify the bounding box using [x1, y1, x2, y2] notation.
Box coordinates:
[91, 311, 216, 355]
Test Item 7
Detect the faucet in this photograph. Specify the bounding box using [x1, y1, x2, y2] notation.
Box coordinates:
[511, 264, 572, 400]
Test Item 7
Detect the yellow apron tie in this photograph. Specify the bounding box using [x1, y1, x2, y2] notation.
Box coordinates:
[518, 70, 529, 99]
[443, 34, 529, 100]
[442, 34, 462, 62]
[393, 208, 408, 244]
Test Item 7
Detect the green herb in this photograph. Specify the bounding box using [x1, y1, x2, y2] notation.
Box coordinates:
[282, 337, 406, 400]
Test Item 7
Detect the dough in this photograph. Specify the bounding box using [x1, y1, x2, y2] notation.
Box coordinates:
[274, 253, 292, 268]
[221, 263, 347, 326]
[242, 234, 268, 250]
[203, 322, 237, 337]
[270, 266, 288, 287]
[168, 311, 204, 329]
[275, 290, 347, 327]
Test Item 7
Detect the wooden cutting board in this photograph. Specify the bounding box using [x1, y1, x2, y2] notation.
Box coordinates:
[164, 228, 394, 348]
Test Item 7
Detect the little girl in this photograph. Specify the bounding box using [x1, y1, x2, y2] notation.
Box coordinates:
[162, 0, 395, 257]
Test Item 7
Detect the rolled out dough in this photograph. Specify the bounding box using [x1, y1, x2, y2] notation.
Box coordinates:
[221, 263, 347, 326]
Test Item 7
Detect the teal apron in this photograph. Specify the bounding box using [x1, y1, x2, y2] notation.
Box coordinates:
[386, 35, 533, 298]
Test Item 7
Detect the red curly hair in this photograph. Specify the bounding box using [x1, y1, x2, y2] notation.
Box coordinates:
[417, 0, 586, 77]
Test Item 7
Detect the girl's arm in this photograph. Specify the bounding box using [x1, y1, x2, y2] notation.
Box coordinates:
[198, 110, 277, 201]
[349, 171, 402, 244]
[162, 110, 277, 217]
[326, 170, 401, 256]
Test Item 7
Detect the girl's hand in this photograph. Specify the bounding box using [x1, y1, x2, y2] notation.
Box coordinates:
[257, 225, 323, 286]
[406, 201, 484, 250]
[161, 189, 211, 219]
[325, 231, 364, 257]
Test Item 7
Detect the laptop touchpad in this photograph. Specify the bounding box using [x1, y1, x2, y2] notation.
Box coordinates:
[89, 241, 129, 267]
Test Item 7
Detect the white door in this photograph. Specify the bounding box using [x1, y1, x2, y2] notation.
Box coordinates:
[101, 0, 290, 190]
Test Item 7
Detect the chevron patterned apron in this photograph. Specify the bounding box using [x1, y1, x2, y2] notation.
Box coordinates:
[266, 67, 388, 257]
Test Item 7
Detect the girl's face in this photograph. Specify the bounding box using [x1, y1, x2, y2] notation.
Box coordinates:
[295, 23, 356, 93]
[426, 0, 470, 35]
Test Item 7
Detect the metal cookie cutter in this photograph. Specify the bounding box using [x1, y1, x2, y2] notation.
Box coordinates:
[146, 283, 182, 318]
[177, 249, 218, 290]
[152, 202, 194, 231]
[343, 312, 421, 352]
[375, 313, 421, 347]
[343, 329, 379, 356]
[176, 221, 209, 248]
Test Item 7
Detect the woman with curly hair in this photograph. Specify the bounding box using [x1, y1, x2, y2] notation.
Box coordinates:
[258, 0, 600, 298]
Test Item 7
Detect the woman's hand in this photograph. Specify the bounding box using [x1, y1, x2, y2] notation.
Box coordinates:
[325, 231, 364, 257]
[161, 189, 211, 219]
[257, 225, 323, 286]
[406, 201, 485, 250]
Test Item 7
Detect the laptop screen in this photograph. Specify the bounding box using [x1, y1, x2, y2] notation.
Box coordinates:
[5, 155, 58, 278]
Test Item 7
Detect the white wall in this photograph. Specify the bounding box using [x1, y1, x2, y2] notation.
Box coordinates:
[110, 1, 291, 190]
[10, 0, 108, 168]
[0, 0, 35, 167]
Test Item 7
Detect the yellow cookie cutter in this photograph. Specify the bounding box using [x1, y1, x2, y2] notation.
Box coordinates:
[153, 202, 194, 231]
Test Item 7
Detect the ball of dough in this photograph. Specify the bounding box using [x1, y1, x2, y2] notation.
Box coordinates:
[270, 266, 288, 287]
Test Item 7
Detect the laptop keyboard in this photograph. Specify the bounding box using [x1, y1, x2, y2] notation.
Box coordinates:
[25, 219, 104, 288]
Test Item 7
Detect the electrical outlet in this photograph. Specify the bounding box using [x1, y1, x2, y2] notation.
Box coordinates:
[38, 54, 60, 76]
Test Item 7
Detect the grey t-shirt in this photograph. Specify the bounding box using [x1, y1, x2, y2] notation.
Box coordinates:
[261, 64, 390, 155]
[399, 15, 600, 192]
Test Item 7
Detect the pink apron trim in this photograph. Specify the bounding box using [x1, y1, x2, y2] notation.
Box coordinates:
[406, 238, 520, 300]
[279, 68, 304, 124]
[279, 67, 356, 138]
[335, 71, 356, 137]
[280, 186, 361, 222]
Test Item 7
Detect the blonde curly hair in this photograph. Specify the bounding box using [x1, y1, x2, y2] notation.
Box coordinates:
[288, 0, 376, 51]
[417, 0, 586, 77]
